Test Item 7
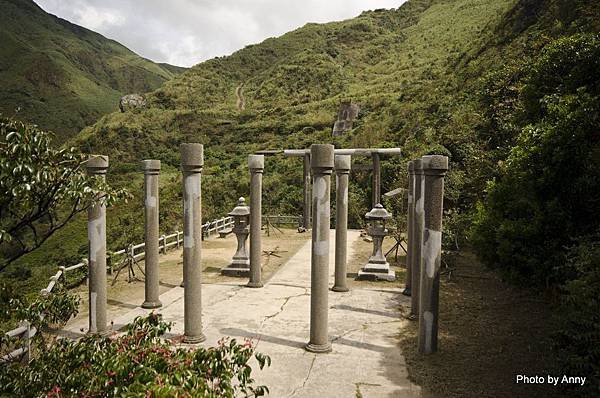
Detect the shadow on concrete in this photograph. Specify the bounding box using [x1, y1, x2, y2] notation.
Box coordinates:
[107, 299, 138, 309]
[331, 304, 399, 319]
[330, 336, 390, 353]
[219, 327, 306, 349]
[159, 281, 179, 288]
[221, 327, 391, 353]
[268, 282, 308, 290]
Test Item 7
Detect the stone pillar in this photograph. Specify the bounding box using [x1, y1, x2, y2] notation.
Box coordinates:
[306, 144, 334, 353]
[411, 159, 424, 317]
[303, 152, 312, 230]
[332, 155, 350, 292]
[181, 143, 206, 344]
[403, 161, 415, 296]
[141, 160, 162, 309]
[86, 155, 108, 335]
[418, 155, 448, 355]
[372, 152, 381, 207]
[247, 155, 264, 288]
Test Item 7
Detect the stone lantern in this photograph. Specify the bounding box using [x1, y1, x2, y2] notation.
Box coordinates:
[358, 203, 395, 281]
[221, 197, 251, 277]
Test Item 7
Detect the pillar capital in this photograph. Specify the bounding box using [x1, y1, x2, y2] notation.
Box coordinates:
[310, 144, 334, 174]
[141, 159, 161, 175]
[413, 158, 424, 174]
[180, 143, 204, 173]
[408, 160, 415, 174]
[248, 154, 264, 172]
[86, 155, 108, 175]
[421, 155, 448, 175]
[334, 154, 351, 174]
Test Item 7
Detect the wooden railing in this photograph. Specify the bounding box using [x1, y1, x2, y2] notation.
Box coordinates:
[262, 215, 301, 226]
[1, 215, 234, 363]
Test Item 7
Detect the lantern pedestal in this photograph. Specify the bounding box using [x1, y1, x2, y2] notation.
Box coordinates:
[221, 198, 251, 277]
[358, 204, 396, 281]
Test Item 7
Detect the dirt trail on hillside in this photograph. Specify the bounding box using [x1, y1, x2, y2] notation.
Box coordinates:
[235, 83, 245, 111]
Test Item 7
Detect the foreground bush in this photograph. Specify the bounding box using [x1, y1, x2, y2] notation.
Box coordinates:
[555, 233, 600, 397]
[0, 313, 271, 397]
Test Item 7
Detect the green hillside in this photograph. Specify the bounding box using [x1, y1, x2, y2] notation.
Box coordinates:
[0, 0, 185, 142]
[11, 0, 595, 289]
[74, 0, 519, 224]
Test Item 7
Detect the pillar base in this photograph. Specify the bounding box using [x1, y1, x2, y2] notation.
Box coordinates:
[402, 287, 411, 296]
[87, 329, 111, 337]
[221, 264, 250, 277]
[183, 333, 206, 344]
[305, 341, 332, 353]
[141, 300, 163, 309]
[246, 281, 264, 288]
[331, 286, 349, 292]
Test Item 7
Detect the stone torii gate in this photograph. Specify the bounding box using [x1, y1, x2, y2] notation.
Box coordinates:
[257, 148, 402, 230]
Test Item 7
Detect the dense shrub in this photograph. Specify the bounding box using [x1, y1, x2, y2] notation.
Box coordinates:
[554, 233, 600, 397]
[471, 33, 600, 396]
[471, 34, 600, 285]
[0, 313, 271, 397]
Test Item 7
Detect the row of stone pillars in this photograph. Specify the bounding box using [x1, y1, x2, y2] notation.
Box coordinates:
[405, 155, 448, 354]
[85, 144, 446, 355]
[85, 145, 208, 343]
[303, 148, 448, 355]
[280, 148, 401, 230]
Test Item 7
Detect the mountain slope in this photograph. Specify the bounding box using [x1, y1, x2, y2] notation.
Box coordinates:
[0, 0, 185, 141]
[72, 0, 599, 237]
[77, 0, 514, 158]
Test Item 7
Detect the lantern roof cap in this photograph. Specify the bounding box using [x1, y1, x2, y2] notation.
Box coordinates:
[228, 197, 250, 217]
[365, 203, 392, 220]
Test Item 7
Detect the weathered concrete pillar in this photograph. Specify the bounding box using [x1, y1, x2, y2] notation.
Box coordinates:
[418, 155, 448, 355]
[247, 155, 264, 288]
[306, 144, 334, 353]
[86, 155, 108, 335]
[181, 143, 206, 343]
[332, 154, 351, 292]
[141, 160, 162, 309]
[403, 161, 415, 296]
[303, 153, 312, 230]
[410, 159, 424, 317]
[372, 152, 381, 207]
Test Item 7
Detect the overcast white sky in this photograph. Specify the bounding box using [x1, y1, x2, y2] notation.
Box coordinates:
[35, 0, 405, 67]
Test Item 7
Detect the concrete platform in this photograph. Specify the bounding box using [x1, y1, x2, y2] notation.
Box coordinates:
[63, 230, 421, 397]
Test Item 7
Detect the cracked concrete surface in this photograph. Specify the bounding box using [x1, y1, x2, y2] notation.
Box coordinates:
[63, 230, 421, 397]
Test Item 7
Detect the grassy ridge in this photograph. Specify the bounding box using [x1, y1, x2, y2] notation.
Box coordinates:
[73, 0, 516, 227]
[0, 0, 185, 142]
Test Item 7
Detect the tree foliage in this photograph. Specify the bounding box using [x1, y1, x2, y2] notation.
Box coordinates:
[0, 118, 129, 271]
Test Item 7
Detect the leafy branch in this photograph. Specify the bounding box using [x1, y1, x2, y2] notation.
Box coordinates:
[0, 118, 130, 272]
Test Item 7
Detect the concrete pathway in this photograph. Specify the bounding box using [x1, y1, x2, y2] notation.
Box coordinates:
[65, 230, 421, 397]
